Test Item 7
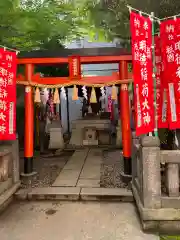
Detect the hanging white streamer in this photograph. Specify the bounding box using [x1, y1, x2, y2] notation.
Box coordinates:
[0, 44, 20, 54]
[82, 86, 87, 100]
[61, 87, 66, 100]
[127, 5, 160, 21]
[127, 4, 180, 22]
[40, 88, 49, 105]
[100, 86, 106, 98]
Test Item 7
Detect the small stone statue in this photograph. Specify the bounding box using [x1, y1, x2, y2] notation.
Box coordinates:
[88, 105, 92, 114]
[82, 98, 88, 118]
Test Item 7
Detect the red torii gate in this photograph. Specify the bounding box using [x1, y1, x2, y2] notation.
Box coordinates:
[17, 47, 133, 177]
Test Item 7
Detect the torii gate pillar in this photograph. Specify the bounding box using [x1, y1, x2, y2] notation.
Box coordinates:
[119, 61, 132, 176]
[24, 64, 34, 174]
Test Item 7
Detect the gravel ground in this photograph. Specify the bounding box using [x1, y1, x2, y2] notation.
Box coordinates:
[20, 150, 74, 188]
[100, 150, 129, 189]
[20, 148, 129, 189]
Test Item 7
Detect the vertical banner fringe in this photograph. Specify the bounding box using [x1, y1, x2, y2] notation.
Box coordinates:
[111, 85, 117, 100]
[53, 88, 60, 104]
[90, 87, 97, 103]
[34, 87, 41, 103]
[72, 85, 78, 101]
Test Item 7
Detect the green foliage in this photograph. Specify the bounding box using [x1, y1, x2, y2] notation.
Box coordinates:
[35, 36, 69, 77]
[78, 0, 180, 43]
[1, 0, 180, 51]
[160, 236, 180, 240]
[0, 0, 91, 51]
[0, 0, 95, 76]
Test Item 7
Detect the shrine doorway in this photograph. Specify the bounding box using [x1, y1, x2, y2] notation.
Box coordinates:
[17, 47, 132, 188]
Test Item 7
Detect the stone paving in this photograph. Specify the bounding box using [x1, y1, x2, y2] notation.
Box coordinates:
[52, 149, 102, 188]
[0, 201, 159, 240]
[15, 148, 133, 202]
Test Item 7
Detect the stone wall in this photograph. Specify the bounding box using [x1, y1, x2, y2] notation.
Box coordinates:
[132, 135, 180, 234]
[0, 135, 20, 213]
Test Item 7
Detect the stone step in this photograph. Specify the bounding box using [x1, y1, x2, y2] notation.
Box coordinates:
[80, 188, 134, 201]
[15, 187, 81, 201]
[15, 187, 134, 202]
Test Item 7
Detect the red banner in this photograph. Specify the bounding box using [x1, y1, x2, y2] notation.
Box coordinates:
[0, 49, 17, 140]
[160, 19, 180, 129]
[174, 20, 180, 129]
[130, 12, 154, 136]
[155, 36, 168, 128]
[68, 56, 81, 80]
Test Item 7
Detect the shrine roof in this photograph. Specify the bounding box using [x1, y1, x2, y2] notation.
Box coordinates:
[18, 47, 131, 59]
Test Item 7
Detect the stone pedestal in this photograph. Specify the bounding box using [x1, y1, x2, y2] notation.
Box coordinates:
[141, 136, 161, 209]
[12, 134, 20, 183]
[131, 136, 180, 234]
[21, 172, 37, 185]
[69, 129, 83, 147]
[166, 163, 179, 197]
[0, 139, 21, 215]
[69, 119, 111, 148]
[83, 127, 98, 146]
[39, 121, 46, 153]
[116, 120, 122, 148]
[48, 120, 64, 150]
[132, 131, 140, 191]
[98, 129, 111, 145]
[0, 136, 20, 184]
[0, 149, 12, 182]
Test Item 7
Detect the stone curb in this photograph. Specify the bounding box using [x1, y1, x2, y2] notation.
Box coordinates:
[80, 188, 134, 202]
[0, 182, 21, 214]
[15, 187, 134, 202]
